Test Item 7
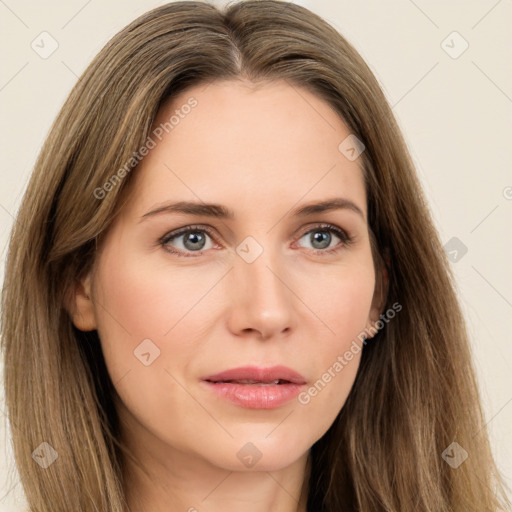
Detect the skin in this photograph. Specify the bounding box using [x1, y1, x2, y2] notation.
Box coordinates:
[70, 79, 387, 512]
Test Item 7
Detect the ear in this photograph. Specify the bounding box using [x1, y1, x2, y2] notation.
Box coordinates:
[66, 273, 97, 332]
[365, 249, 390, 336]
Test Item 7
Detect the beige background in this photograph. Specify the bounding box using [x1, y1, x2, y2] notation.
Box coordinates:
[1, 0, 511, 509]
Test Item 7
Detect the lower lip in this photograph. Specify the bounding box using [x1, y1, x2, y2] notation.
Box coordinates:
[203, 381, 305, 409]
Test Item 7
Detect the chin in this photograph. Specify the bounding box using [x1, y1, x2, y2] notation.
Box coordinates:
[195, 428, 314, 473]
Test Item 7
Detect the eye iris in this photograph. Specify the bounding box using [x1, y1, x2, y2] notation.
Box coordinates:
[311, 230, 331, 249]
[184, 232, 206, 251]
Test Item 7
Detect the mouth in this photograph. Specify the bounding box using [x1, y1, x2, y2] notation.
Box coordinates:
[205, 378, 292, 385]
[202, 365, 306, 409]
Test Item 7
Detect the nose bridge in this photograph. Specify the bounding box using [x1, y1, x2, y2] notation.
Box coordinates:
[229, 235, 295, 337]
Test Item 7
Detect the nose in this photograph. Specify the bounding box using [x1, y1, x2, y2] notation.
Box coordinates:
[226, 242, 296, 340]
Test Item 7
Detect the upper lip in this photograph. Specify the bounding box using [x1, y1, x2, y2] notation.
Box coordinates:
[203, 365, 306, 385]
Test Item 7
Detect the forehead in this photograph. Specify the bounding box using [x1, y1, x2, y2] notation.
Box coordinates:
[125, 79, 367, 220]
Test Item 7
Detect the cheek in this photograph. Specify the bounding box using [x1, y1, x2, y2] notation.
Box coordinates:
[90, 252, 214, 437]
[91, 250, 207, 382]
[300, 255, 376, 341]
[295, 261, 374, 424]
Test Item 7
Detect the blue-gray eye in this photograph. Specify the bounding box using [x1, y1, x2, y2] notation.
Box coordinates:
[305, 230, 333, 250]
[161, 223, 352, 258]
[162, 228, 214, 253]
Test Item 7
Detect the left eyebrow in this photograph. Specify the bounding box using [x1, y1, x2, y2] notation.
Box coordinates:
[139, 197, 365, 222]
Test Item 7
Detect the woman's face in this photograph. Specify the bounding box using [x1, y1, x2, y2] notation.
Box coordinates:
[73, 79, 383, 474]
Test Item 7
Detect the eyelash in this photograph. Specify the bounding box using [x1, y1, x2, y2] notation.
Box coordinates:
[159, 223, 354, 258]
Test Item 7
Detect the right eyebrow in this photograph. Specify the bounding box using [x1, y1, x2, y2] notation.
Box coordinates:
[140, 201, 235, 222]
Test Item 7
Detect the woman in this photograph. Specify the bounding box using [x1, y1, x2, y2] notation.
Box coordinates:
[1, 1, 510, 511]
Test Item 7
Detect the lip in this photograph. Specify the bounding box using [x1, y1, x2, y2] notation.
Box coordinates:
[202, 365, 307, 409]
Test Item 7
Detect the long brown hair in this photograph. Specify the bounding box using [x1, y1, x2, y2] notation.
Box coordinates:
[2, 1, 510, 510]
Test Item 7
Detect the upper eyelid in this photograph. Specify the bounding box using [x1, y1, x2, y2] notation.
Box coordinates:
[160, 225, 217, 244]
